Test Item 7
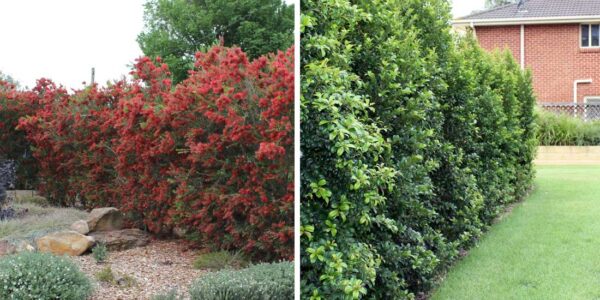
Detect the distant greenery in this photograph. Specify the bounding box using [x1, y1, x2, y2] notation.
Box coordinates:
[138, 0, 294, 83]
[0, 71, 18, 88]
[536, 109, 600, 146]
[485, 0, 516, 8]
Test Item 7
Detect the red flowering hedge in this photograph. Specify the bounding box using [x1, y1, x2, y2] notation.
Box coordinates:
[8, 45, 293, 260]
[0, 81, 40, 188]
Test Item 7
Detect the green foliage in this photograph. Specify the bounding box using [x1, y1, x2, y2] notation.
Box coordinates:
[95, 265, 115, 283]
[138, 0, 294, 83]
[0, 252, 93, 299]
[189, 261, 293, 300]
[536, 109, 600, 146]
[485, 0, 516, 8]
[0, 71, 19, 88]
[15, 195, 48, 207]
[92, 242, 108, 263]
[193, 251, 248, 270]
[301, 0, 537, 298]
[152, 289, 183, 300]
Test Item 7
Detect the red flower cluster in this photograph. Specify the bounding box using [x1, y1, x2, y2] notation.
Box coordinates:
[6, 45, 293, 260]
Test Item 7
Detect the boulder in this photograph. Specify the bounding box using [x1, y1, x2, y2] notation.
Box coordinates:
[36, 231, 95, 256]
[89, 229, 150, 251]
[14, 240, 35, 252]
[71, 220, 90, 235]
[87, 207, 124, 232]
[0, 241, 16, 256]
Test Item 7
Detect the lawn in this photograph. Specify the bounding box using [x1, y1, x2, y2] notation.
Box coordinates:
[432, 165, 600, 300]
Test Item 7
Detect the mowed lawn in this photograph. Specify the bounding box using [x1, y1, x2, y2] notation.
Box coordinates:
[432, 166, 600, 300]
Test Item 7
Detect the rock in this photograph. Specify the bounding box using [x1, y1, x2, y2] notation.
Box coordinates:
[89, 229, 150, 251]
[14, 240, 35, 252]
[71, 220, 90, 235]
[87, 207, 124, 232]
[172, 227, 187, 238]
[36, 231, 95, 256]
[0, 241, 16, 256]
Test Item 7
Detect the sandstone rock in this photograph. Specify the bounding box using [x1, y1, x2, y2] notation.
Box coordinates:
[36, 231, 95, 256]
[71, 219, 90, 235]
[172, 227, 187, 238]
[15, 240, 35, 252]
[0, 241, 16, 256]
[89, 229, 150, 251]
[87, 207, 124, 232]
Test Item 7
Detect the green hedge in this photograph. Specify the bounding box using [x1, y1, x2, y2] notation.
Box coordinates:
[188, 261, 293, 300]
[300, 0, 536, 299]
[536, 109, 600, 145]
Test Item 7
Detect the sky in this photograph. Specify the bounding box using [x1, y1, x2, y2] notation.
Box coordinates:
[451, 0, 486, 19]
[0, 0, 467, 90]
[0, 0, 146, 90]
[0, 0, 297, 90]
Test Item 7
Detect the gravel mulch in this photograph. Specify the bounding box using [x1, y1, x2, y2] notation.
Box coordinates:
[73, 240, 204, 300]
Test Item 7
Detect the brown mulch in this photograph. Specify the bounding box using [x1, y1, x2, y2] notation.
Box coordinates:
[73, 240, 205, 300]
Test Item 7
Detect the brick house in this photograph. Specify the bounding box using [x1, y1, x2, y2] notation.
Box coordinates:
[454, 0, 600, 117]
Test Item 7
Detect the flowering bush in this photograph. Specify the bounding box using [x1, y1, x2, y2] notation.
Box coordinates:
[11, 45, 293, 260]
[0, 252, 93, 299]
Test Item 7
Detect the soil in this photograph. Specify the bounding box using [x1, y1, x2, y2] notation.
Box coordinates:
[73, 239, 205, 300]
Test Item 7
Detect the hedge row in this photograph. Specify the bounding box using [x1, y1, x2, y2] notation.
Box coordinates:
[0, 46, 294, 260]
[300, 0, 536, 299]
[536, 108, 600, 146]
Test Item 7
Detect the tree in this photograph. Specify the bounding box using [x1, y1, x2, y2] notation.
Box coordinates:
[137, 0, 294, 83]
[485, 0, 517, 8]
[0, 71, 19, 88]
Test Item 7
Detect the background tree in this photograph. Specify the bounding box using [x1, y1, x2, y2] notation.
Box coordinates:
[0, 71, 19, 89]
[485, 0, 517, 8]
[138, 0, 294, 83]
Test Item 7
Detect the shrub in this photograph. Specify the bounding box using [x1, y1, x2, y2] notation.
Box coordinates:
[301, 0, 536, 298]
[0, 252, 93, 299]
[15, 195, 48, 207]
[11, 45, 293, 260]
[536, 108, 600, 146]
[193, 251, 248, 270]
[92, 242, 108, 263]
[95, 265, 115, 283]
[189, 261, 293, 300]
[152, 289, 182, 300]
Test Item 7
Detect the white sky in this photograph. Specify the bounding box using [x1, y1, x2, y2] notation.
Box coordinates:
[451, 0, 486, 19]
[0, 0, 297, 90]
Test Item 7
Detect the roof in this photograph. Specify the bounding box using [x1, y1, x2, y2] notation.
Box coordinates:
[455, 0, 600, 26]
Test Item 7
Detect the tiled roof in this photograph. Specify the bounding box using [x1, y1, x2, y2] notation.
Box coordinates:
[458, 0, 600, 20]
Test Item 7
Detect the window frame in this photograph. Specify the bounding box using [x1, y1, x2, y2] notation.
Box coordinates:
[581, 24, 600, 48]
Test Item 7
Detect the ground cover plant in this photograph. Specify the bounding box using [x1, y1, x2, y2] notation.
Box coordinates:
[0, 251, 93, 299]
[0, 45, 294, 261]
[432, 166, 600, 299]
[536, 108, 600, 145]
[301, 0, 536, 298]
[188, 261, 294, 300]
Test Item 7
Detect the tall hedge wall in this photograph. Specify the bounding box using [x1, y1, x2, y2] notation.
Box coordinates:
[0, 46, 294, 261]
[300, 0, 536, 299]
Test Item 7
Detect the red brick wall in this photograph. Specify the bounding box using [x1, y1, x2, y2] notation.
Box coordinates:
[475, 24, 600, 103]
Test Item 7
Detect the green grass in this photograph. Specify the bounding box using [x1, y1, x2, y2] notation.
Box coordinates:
[432, 166, 600, 300]
[192, 251, 249, 270]
[0, 200, 88, 243]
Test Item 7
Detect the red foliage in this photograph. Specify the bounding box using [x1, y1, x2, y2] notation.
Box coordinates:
[11, 45, 293, 260]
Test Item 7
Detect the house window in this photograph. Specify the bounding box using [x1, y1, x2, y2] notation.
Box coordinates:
[581, 24, 600, 47]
